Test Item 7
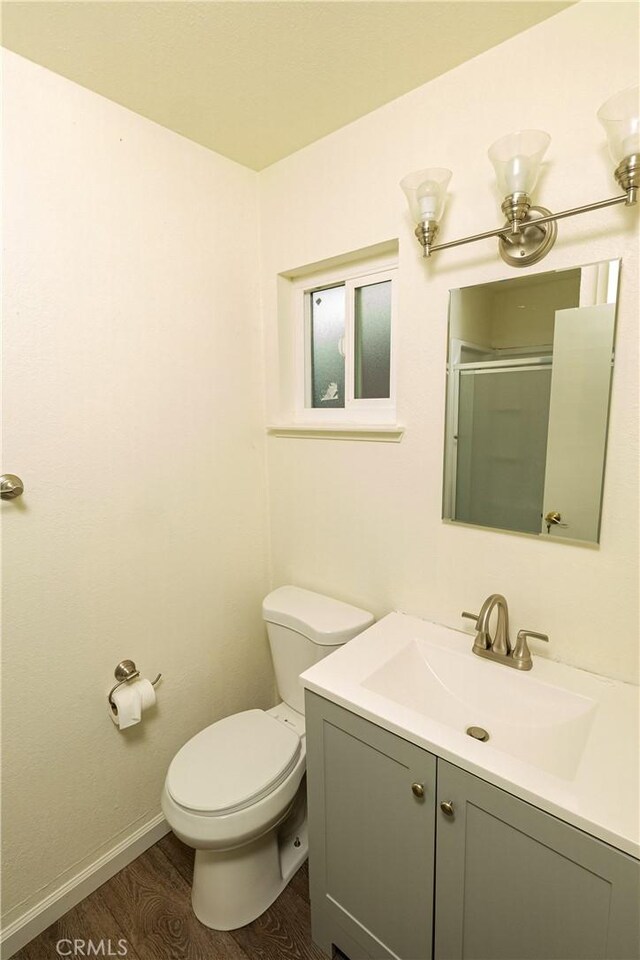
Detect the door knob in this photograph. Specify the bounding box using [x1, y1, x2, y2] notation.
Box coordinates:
[1, 475, 24, 500]
[411, 782, 425, 798]
[440, 800, 455, 818]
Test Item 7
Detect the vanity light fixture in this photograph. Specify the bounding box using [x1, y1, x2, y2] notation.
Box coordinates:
[402, 85, 639, 267]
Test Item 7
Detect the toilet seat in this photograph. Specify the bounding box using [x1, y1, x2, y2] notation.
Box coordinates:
[166, 709, 301, 815]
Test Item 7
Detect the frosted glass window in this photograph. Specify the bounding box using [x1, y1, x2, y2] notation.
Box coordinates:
[310, 285, 345, 408]
[354, 281, 392, 399]
[299, 262, 396, 421]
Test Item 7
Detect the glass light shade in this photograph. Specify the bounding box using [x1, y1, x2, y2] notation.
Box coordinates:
[597, 85, 639, 163]
[400, 167, 452, 223]
[488, 130, 551, 197]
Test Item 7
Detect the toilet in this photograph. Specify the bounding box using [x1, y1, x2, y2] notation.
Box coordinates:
[161, 585, 374, 930]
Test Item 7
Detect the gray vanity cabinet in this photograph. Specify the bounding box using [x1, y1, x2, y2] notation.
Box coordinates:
[435, 759, 640, 960]
[305, 691, 436, 960]
[306, 691, 640, 960]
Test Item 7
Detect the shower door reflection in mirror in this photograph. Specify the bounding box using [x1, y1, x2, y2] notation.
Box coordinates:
[443, 260, 620, 544]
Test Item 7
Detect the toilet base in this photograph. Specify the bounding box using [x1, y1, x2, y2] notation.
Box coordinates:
[192, 815, 308, 931]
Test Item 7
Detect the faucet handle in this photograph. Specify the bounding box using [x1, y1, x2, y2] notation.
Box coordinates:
[513, 629, 549, 666]
[517, 629, 549, 645]
[461, 611, 480, 624]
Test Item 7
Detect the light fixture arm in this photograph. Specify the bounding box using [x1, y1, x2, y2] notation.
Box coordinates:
[428, 189, 632, 257]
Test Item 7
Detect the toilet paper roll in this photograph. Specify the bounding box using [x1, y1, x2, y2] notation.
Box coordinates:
[110, 678, 157, 729]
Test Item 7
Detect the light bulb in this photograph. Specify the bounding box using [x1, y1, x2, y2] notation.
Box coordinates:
[400, 168, 452, 224]
[488, 130, 550, 198]
[501, 155, 534, 194]
[417, 183, 439, 221]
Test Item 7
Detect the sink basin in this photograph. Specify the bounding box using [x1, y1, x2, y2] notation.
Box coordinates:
[362, 636, 597, 779]
[300, 612, 639, 857]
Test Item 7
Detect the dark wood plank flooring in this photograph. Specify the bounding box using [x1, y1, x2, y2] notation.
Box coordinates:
[13, 833, 328, 960]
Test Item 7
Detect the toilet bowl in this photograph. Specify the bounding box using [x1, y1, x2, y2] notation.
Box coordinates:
[161, 586, 374, 930]
[162, 703, 307, 929]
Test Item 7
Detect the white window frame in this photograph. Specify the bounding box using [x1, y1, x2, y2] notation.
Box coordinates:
[293, 259, 398, 426]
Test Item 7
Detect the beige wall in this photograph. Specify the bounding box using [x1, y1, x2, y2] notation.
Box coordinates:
[1, 51, 273, 925]
[261, 2, 639, 684]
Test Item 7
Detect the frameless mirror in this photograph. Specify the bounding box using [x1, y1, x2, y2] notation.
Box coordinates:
[443, 259, 620, 544]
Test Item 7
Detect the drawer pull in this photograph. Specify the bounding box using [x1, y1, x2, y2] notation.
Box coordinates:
[440, 800, 455, 818]
[411, 782, 425, 799]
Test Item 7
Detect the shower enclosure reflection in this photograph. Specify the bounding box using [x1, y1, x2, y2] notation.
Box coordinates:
[443, 260, 619, 544]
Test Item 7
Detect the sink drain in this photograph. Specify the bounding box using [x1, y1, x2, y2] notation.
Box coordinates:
[466, 725, 490, 742]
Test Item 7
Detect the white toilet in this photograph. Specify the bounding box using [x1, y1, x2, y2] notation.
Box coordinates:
[161, 585, 374, 930]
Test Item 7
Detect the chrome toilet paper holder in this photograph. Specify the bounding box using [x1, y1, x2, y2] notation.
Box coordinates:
[108, 659, 162, 712]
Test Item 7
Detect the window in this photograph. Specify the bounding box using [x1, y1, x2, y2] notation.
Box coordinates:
[295, 263, 397, 424]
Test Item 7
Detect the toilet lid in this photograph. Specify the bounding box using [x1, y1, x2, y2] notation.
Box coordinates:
[166, 710, 301, 814]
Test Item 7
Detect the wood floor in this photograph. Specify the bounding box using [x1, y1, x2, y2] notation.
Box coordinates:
[13, 834, 330, 960]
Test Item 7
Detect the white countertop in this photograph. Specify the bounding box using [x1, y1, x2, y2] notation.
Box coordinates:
[300, 612, 640, 859]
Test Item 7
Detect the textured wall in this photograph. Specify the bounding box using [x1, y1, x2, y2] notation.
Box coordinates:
[1, 51, 273, 924]
[260, 2, 639, 684]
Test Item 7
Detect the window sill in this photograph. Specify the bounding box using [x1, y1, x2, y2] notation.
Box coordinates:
[266, 424, 405, 442]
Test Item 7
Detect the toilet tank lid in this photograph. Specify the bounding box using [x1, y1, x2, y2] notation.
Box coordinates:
[263, 586, 374, 645]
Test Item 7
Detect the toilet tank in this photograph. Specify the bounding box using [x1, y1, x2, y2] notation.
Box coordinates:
[262, 586, 374, 714]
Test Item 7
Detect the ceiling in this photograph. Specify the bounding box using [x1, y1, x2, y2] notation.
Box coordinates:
[1, 1, 573, 171]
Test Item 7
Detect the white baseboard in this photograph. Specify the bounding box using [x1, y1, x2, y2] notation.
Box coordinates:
[1, 813, 170, 960]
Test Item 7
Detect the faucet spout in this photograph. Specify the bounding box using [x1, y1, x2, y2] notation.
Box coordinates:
[462, 594, 547, 670]
[475, 594, 510, 657]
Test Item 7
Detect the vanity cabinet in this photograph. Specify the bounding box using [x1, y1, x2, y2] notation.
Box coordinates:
[305, 691, 436, 960]
[305, 691, 640, 960]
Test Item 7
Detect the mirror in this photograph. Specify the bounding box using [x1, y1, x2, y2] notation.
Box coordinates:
[443, 259, 620, 544]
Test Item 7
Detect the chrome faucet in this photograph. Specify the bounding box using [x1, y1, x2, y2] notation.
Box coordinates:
[462, 594, 548, 671]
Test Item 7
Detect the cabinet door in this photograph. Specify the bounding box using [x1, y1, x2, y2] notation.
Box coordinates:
[435, 760, 640, 960]
[306, 691, 436, 960]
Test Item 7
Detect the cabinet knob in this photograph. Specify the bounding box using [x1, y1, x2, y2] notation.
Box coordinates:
[440, 800, 455, 818]
[411, 782, 425, 799]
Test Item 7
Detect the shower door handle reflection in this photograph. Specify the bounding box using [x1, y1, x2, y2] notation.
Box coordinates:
[544, 511, 568, 533]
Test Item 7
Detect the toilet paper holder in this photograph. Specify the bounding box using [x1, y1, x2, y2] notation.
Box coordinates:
[108, 659, 162, 711]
